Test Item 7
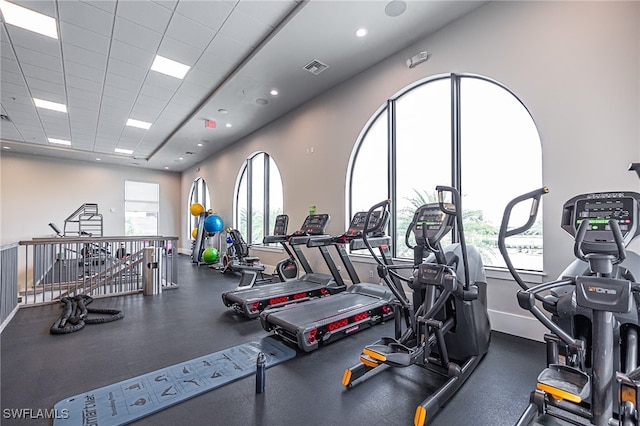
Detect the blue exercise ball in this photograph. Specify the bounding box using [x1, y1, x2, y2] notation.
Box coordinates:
[204, 214, 224, 233]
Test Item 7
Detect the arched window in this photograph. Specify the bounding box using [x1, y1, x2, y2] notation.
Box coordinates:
[348, 73, 543, 270]
[234, 152, 284, 245]
[187, 177, 211, 239]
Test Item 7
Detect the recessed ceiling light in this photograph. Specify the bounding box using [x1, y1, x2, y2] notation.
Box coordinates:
[164, 166, 169, 170]
[150, 55, 190, 79]
[95, 158, 101, 161]
[3, 146, 11, 149]
[114, 148, 134, 155]
[218, 109, 228, 114]
[197, 143, 203, 147]
[178, 157, 184, 160]
[355, 28, 368, 37]
[126, 118, 151, 130]
[48, 138, 71, 146]
[270, 89, 279, 96]
[385, 0, 407, 17]
[34, 98, 67, 113]
[225, 123, 232, 128]
[0, 0, 58, 39]
[256, 98, 268, 105]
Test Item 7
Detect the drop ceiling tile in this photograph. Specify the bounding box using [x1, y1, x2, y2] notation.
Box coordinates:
[29, 90, 67, 106]
[64, 60, 106, 83]
[19, 62, 62, 85]
[116, 0, 173, 34]
[206, 34, 253, 65]
[220, 9, 272, 48]
[59, 21, 111, 56]
[12, 45, 63, 72]
[135, 94, 168, 109]
[5, 26, 61, 57]
[2, 109, 38, 124]
[102, 84, 138, 104]
[80, 0, 117, 15]
[152, 0, 178, 11]
[112, 17, 163, 53]
[109, 39, 155, 70]
[0, 124, 24, 141]
[58, 1, 115, 37]
[24, 76, 66, 97]
[66, 74, 103, 95]
[170, 91, 201, 108]
[104, 72, 143, 93]
[11, 0, 56, 17]
[1, 100, 36, 117]
[165, 13, 216, 51]
[1, 81, 31, 97]
[236, 0, 296, 28]
[1, 41, 17, 60]
[143, 71, 182, 92]
[157, 37, 201, 67]
[67, 88, 102, 107]
[130, 103, 164, 121]
[106, 57, 148, 81]
[139, 81, 177, 102]
[63, 44, 108, 72]
[175, 1, 232, 30]
[175, 80, 210, 100]
[101, 94, 135, 110]
[1, 70, 24, 86]
[183, 67, 226, 90]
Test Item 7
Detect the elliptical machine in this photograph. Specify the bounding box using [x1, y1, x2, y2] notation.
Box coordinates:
[342, 186, 491, 426]
[498, 187, 640, 426]
[267, 214, 300, 282]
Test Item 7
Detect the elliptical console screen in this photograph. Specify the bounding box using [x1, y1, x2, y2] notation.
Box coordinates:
[563, 192, 640, 246]
[413, 203, 455, 244]
[347, 211, 387, 237]
[299, 214, 331, 235]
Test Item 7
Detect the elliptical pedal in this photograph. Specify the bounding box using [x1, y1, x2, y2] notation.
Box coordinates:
[363, 341, 414, 367]
[536, 364, 591, 403]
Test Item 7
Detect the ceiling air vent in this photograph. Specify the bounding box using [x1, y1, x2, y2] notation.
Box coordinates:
[0, 114, 11, 122]
[303, 59, 329, 75]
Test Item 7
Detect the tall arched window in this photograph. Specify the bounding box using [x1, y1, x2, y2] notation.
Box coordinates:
[187, 177, 211, 239]
[234, 152, 284, 245]
[348, 73, 543, 270]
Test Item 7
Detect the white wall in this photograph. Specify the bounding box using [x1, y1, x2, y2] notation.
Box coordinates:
[181, 1, 640, 339]
[0, 152, 181, 245]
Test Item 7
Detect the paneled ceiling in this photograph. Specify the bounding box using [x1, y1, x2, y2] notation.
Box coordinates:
[0, 0, 484, 172]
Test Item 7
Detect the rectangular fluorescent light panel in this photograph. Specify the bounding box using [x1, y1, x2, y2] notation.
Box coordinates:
[48, 138, 71, 146]
[151, 55, 190, 79]
[126, 118, 152, 130]
[114, 148, 134, 155]
[0, 0, 58, 39]
[34, 98, 67, 113]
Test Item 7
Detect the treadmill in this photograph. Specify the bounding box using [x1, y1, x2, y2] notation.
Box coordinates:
[260, 205, 397, 352]
[221, 214, 347, 319]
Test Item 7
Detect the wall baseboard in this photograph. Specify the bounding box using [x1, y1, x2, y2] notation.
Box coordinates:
[488, 309, 546, 342]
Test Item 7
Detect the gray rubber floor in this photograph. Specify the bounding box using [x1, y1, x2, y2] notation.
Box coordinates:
[1, 254, 546, 425]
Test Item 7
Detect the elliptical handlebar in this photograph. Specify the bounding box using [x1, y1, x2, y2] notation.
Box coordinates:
[498, 187, 549, 291]
[574, 218, 627, 265]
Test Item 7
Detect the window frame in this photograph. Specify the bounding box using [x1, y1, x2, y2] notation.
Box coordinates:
[187, 177, 211, 240]
[124, 180, 159, 236]
[347, 72, 543, 271]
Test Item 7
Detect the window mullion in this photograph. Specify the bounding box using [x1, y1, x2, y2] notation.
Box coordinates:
[387, 99, 397, 257]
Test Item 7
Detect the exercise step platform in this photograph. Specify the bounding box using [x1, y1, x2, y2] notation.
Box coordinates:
[362, 337, 415, 367]
[536, 364, 591, 403]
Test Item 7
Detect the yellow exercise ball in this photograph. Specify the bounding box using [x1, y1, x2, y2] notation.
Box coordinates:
[191, 228, 198, 239]
[190, 203, 205, 216]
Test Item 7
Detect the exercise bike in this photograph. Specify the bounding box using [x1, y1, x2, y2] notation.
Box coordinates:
[342, 186, 491, 426]
[498, 187, 640, 426]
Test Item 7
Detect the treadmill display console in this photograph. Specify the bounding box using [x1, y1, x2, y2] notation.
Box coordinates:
[299, 214, 331, 235]
[273, 215, 289, 236]
[413, 203, 455, 244]
[347, 211, 387, 237]
[562, 192, 640, 246]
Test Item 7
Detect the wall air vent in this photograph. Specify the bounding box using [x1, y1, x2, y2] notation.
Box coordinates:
[303, 59, 329, 75]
